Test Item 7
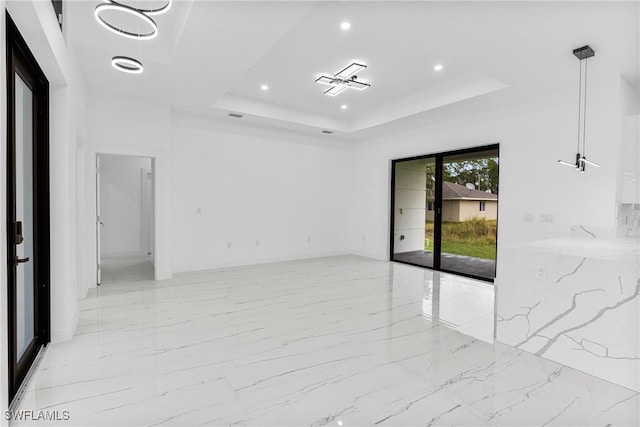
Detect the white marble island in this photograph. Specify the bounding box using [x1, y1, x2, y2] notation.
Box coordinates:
[497, 235, 639, 392]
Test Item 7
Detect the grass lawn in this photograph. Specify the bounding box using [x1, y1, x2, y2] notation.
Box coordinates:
[424, 219, 497, 260]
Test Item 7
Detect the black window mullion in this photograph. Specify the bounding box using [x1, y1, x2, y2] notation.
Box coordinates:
[433, 155, 443, 270]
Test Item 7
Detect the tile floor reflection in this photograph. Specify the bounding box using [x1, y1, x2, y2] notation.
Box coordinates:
[14, 256, 639, 426]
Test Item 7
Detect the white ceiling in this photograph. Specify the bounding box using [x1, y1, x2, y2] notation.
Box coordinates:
[68, 0, 640, 138]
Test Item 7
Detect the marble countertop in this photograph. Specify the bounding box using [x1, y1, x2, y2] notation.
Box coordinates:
[511, 237, 639, 262]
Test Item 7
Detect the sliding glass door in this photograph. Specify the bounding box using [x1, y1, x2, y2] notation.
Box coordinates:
[391, 145, 499, 282]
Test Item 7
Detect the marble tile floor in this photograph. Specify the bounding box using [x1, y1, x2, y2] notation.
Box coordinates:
[100, 255, 155, 283]
[14, 256, 639, 426]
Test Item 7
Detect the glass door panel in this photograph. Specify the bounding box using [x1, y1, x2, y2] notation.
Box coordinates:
[392, 157, 436, 268]
[15, 73, 36, 361]
[441, 150, 499, 280]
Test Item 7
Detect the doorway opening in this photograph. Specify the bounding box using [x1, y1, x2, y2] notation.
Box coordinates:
[96, 154, 154, 284]
[391, 145, 499, 282]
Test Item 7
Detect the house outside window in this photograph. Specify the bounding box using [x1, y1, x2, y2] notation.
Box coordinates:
[427, 200, 435, 211]
[479, 201, 486, 211]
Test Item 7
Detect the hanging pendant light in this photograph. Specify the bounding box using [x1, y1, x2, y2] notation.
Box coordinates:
[111, 56, 143, 74]
[94, 2, 158, 40]
[557, 45, 600, 172]
[95, 0, 174, 75]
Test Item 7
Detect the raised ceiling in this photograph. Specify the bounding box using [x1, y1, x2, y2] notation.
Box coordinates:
[68, 0, 639, 138]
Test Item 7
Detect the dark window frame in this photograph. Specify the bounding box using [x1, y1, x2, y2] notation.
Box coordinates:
[6, 13, 51, 403]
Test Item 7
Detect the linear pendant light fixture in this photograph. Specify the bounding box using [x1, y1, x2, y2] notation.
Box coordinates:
[315, 62, 371, 96]
[557, 45, 600, 172]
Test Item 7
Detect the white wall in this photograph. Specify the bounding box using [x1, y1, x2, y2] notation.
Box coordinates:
[170, 113, 352, 272]
[81, 92, 354, 281]
[83, 89, 172, 283]
[99, 155, 152, 257]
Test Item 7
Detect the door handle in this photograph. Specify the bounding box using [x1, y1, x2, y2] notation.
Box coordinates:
[15, 256, 30, 264]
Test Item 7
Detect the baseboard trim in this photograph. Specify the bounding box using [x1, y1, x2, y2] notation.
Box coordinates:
[101, 250, 147, 258]
[350, 250, 388, 261]
[173, 251, 351, 274]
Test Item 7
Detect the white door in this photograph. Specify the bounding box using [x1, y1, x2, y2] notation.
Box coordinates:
[141, 167, 154, 261]
[96, 155, 102, 285]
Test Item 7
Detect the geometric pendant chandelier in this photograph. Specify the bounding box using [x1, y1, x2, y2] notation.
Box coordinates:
[557, 45, 600, 172]
[315, 62, 371, 96]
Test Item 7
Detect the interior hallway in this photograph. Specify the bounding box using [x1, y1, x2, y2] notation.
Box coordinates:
[13, 256, 638, 426]
[100, 255, 154, 283]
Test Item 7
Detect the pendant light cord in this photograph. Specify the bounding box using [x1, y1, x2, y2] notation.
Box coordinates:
[582, 57, 588, 157]
[138, 15, 142, 58]
[577, 59, 582, 155]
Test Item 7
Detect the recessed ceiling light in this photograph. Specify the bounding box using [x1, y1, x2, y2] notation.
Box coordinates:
[261, 84, 269, 91]
[340, 22, 351, 30]
[341, 105, 347, 110]
[434, 64, 443, 71]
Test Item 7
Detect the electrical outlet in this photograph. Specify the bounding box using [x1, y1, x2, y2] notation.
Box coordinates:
[196, 207, 202, 214]
[362, 236, 366, 242]
[227, 242, 232, 249]
[256, 240, 260, 247]
[307, 236, 311, 243]
[523, 213, 533, 223]
[535, 264, 546, 281]
[539, 214, 555, 224]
